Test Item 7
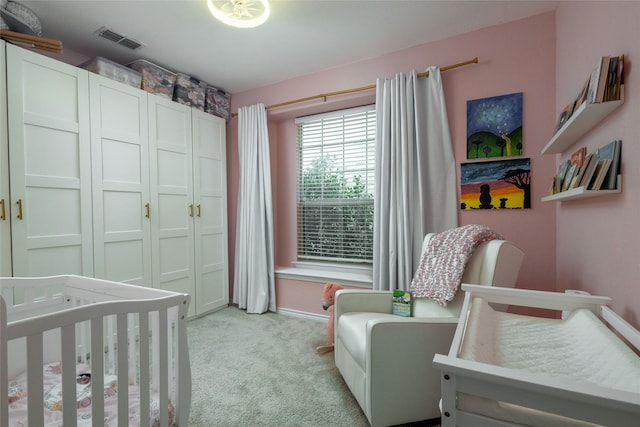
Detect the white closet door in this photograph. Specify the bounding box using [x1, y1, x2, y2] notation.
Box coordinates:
[7, 44, 93, 277]
[192, 111, 228, 314]
[0, 41, 10, 276]
[90, 73, 151, 285]
[148, 95, 196, 311]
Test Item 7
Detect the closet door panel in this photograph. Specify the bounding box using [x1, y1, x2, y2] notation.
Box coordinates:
[90, 73, 151, 285]
[104, 241, 147, 281]
[7, 44, 93, 277]
[0, 41, 10, 276]
[192, 111, 228, 314]
[148, 95, 195, 311]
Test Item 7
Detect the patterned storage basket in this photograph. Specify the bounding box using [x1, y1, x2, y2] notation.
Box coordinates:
[172, 73, 206, 110]
[128, 59, 176, 99]
[205, 85, 231, 122]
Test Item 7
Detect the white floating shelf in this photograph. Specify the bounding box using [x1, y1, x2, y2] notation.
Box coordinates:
[541, 175, 622, 202]
[542, 87, 624, 155]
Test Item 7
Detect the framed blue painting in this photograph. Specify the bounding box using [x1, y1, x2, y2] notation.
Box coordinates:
[467, 92, 523, 159]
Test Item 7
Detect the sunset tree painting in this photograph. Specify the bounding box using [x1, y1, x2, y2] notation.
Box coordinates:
[460, 158, 531, 210]
[467, 92, 523, 159]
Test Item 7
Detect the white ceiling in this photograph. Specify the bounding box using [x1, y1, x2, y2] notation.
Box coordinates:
[18, 0, 558, 94]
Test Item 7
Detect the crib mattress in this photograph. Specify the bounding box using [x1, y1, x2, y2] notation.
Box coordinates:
[7, 362, 175, 427]
[456, 298, 640, 426]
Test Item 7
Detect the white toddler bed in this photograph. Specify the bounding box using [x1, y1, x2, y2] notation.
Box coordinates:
[433, 284, 640, 427]
[0, 275, 191, 427]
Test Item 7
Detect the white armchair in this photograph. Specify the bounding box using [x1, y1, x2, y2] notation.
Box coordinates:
[334, 233, 524, 427]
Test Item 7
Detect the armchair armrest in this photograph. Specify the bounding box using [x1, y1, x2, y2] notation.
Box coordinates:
[365, 316, 459, 422]
[334, 289, 393, 321]
[367, 316, 459, 371]
[367, 315, 459, 347]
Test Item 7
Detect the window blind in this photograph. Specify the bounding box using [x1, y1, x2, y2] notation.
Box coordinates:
[296, 105, 375, 263]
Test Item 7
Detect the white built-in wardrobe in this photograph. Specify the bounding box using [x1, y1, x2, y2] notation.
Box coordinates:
[0, 41, 229, 317]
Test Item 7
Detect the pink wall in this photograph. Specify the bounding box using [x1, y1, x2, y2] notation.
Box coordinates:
[555, 2, 640, 328]
[227, 12, 559, 317]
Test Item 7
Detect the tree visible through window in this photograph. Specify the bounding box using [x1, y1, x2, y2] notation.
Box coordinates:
[296, 106, 375, 263]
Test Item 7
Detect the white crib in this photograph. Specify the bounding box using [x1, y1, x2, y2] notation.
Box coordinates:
[0, 275, 191, 427]
[433, 284, 640, 427]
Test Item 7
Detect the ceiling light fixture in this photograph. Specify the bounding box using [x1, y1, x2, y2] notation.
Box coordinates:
[207, 0, 270, 29]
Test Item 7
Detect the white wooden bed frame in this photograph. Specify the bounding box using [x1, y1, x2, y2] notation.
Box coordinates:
[433, 284, 640, 427]
[0, 275, 191, 427]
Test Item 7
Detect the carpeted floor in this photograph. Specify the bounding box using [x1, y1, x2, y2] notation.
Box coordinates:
[186, 306, 440, 427]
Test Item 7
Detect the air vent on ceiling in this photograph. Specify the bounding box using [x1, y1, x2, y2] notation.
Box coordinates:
[95, 26, 145, 50]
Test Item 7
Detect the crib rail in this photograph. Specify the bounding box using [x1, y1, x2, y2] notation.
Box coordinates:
[0, 275, 192, 427]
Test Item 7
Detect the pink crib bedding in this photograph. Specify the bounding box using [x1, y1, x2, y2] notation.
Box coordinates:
[7, 362, 175, 427]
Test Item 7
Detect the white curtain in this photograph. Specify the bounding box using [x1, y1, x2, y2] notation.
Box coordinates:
[373, 67, 458, 291]
[233, 103, 276, 313]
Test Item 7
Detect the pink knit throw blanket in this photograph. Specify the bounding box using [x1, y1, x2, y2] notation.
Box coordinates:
[410, 224, 503, 306]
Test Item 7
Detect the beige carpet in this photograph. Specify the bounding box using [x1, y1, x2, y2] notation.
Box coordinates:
[186, 306, 440, 427]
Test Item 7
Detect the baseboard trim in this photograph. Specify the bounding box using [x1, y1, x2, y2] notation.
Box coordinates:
[213, 303, 327, 322]
[276, 307, 327, 322]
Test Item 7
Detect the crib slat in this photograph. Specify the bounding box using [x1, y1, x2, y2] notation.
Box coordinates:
[128, 312, 136, 384]
[159, 308, 169, 427]
[76, 297, 89, 364]
[117, 313, 128, 427]
[107, 313, 115, 373]
[139, 312, 150, 427]
[91, 317, 105, 427]
[167, 306, 176, 399]
[26, 333, 44, 427]
[176, 296, 192, 426]
[0, 297, 8, 427]
[61, 324, 77, 426]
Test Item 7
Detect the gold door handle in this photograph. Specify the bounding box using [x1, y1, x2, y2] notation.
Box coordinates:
[189, 204, 194, 217]
[17, 199, 23, 220]
[145, 202, 150, 219]
[0, 199, 5, 221]
[197, 204, 201, 217]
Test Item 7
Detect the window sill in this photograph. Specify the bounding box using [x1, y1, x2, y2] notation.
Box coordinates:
[275, 262, 372, 288]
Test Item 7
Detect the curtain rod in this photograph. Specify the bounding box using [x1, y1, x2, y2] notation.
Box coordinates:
[231, 56, 478, 118]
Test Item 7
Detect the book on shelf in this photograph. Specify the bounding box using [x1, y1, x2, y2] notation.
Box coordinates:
[556, 102, 575, 131]
[586, 54, 624, 104]
[571, 152, 594, 189]
[603, 55, 625, 102]
[588, 158, 612, 190]
[574, 77, 590, 109]
[570, 146, 586, 167]
[554, 159, 571, 193]
[598, 139, 622, 189]
[564, 146, 586, 189]
[568, 167, 582, 189]
[562, 163, 578, 192]
[607, 140, 622, 189]
[587, 55, 610, 103]
[578, 151, 600, 188]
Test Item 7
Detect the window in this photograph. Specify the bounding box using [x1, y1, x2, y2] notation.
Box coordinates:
[296, 105, 376, 264]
